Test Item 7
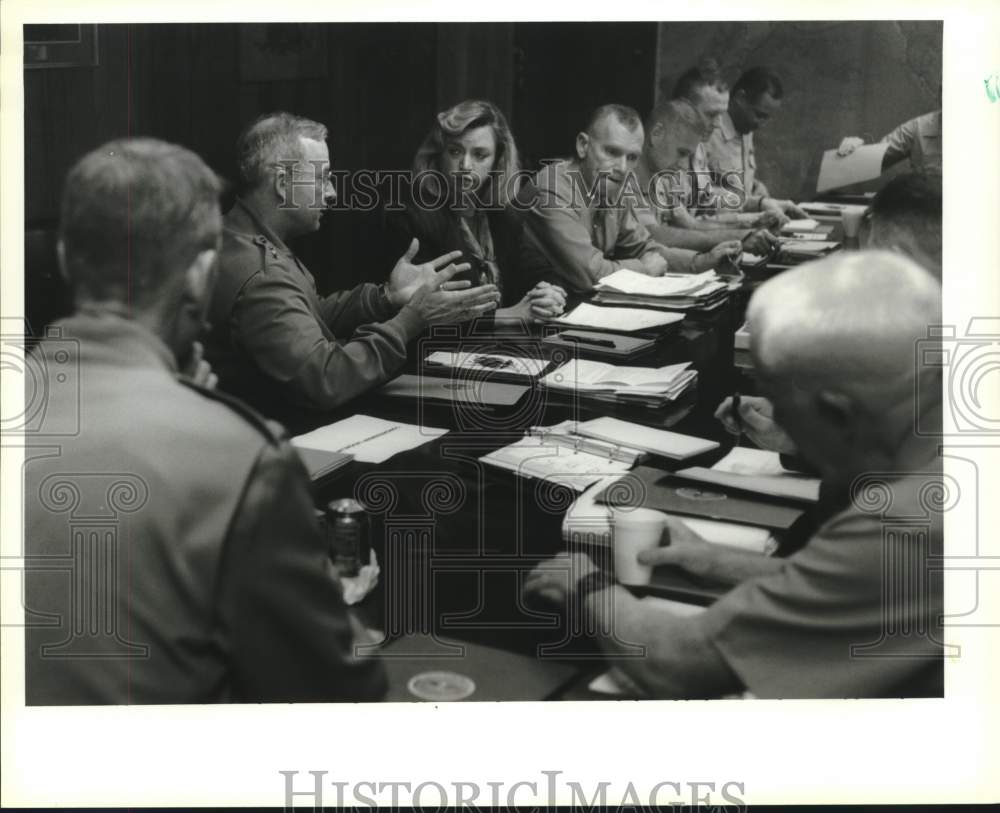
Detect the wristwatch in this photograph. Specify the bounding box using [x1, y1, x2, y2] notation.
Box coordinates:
[574, 568, 616, 603]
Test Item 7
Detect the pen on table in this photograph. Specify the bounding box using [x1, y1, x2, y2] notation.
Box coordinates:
[732, 391, 742, 446]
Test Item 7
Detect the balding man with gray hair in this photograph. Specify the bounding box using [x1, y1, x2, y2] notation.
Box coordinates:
[525, 251, 945, 698]
[206, 111, 500, 424]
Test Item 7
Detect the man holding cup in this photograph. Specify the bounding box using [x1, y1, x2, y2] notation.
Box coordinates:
[524, 251, 944, 699]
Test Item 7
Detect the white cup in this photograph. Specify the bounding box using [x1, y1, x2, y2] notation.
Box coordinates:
[841, 206, 866, 239]
[612, 507, 666, 585]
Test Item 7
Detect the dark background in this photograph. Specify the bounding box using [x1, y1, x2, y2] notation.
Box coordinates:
[23, 21, 941, 332]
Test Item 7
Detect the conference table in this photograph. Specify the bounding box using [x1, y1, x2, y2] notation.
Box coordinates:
[290, 244, 844, 700]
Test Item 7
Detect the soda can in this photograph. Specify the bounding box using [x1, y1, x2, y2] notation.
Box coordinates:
[325, 497, 370, 576]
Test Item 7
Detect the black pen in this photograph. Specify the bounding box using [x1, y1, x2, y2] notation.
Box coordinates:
[732, 391, 742, 446]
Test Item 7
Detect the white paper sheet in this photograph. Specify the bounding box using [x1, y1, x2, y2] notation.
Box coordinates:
[576, 416, 719, 459]
[816, 142, 889, 193]
[552, 302, 686, 332]
[673, 446, 823, 502]
[596, 268, 718, 297]
[293, 415, 448, 464]
[780, 218, 820, 232]
[712, 447, 790, 476]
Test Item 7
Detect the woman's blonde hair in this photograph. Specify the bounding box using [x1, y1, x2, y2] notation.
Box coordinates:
[412, 99, 520, 207]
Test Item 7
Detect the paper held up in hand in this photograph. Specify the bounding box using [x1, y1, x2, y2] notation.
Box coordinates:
[293, 414, 448, 464]
[816, 142, 889, 193]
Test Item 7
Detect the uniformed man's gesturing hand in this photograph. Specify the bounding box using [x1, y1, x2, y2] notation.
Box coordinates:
[387, 238, 477, 307]
[404, 261, 500, 325]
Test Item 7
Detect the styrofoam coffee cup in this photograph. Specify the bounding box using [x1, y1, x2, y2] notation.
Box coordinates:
[841, 207, 865, 239]
[612, 507, 666, 585]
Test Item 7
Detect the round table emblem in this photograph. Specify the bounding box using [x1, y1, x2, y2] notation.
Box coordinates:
[407, 670, 476, 701]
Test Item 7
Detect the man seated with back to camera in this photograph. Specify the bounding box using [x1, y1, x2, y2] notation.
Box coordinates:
[518, 104, 673, 294]
[524, 251, 945, 699]
[859, 171, 942, 281]
[24, 138, 387, 704]
[204, 111, 501, 424]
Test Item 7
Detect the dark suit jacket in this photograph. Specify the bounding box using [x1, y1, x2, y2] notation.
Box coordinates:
[383, 197, 553, 308]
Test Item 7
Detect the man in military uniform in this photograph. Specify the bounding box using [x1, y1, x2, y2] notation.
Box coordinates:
[24, 138, 386, 704]
[704, 67, 807, 224]
[525, 252, 944, 699]
[205, 111, 500, 422]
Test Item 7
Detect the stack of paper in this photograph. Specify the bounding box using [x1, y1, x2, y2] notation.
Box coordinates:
[800, 200, 870, 218]
[540, 359, 698, 407]
[775, 239, 840, 265]
[779, 218, 820, 233]
[550, 302, 686, 333]
[561, 476, 776, 555]
[591, 269, 729, 312]
[573, 416, 719, 460]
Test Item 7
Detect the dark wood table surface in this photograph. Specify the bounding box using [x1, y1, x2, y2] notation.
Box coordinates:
[292, 281, 826, 698]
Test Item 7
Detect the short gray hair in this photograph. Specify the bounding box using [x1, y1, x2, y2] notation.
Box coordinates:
[748, 250, 941, 413]
[236, 111, 327, 192]
[60, 137, 222, 310]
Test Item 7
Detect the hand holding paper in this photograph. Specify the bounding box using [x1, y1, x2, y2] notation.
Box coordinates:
[817, 142, 889, 193]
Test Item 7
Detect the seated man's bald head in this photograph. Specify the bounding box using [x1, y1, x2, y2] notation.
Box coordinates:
[862, 172, 942, 280]
[748, 251, 941, 481]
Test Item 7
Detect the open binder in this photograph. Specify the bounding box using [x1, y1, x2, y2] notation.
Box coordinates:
[526, 423, 646, 465]
[479, 421, 645, 492]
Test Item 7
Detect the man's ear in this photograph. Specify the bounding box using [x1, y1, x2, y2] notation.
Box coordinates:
[575, 132, 590, 161]
[814, 389, 856, 438]
[183, 249, 218, 307]
[649, 121, 666, 148]
[272, 165, 287, 203]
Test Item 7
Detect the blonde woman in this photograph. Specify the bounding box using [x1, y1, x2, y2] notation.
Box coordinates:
[387, 99, 565, 323]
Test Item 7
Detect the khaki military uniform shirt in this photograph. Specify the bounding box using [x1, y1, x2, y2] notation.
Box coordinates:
[882, 110, 942, 174]
[206, 199, 424, 421]
[696, 467, 944, 698]
[24, 312, 386, 704]
[704, 112, 770, 212]
[519, 159, 670, 292]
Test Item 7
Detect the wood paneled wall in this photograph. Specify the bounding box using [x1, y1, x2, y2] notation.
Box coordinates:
[24, 22, 658, 296]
